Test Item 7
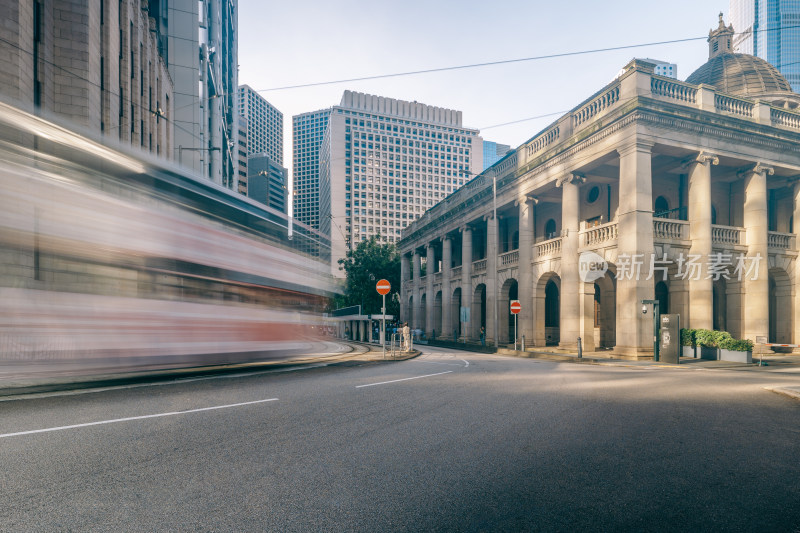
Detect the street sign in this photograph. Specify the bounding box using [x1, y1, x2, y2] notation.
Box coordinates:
[510, 300, 521, 314]
[376, 279, 391, 295]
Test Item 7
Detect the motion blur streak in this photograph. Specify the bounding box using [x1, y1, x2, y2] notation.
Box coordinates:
[0, 100, 338, 376]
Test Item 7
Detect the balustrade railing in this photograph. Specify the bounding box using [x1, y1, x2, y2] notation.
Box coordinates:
[434, 272, 442, 283]
[712, 224, 744, 246]
[500, 250, 519, 267]
[451, 265, 462, 278]
[715, 94, 754, 117]
[536, 237, 562, 257]
[581, 222, 617, 247]
[651, 77, 697, 103]
[768, 231, 794, 250]
[473, 258, 487, 272]
[771, 108, 800, 130]
[653, 219, 688, 240]
[573, 85, 620, 128]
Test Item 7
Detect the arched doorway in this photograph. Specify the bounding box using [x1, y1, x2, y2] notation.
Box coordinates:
[499, 278, 518, 345]
[595, 269, 616, 349]
[713, 279, 727, 332]
[769, 268, 792, 343]
[419, 294, 427, 333]
[434, 291, 443, 340]
[471, 284, 486, 342]
[451, 288, 462, 340]
[545, 281, 559, 345]
[654, 196, 669, 217]
[545, 219, 557, 240]
[408, 295, 414, 330]
[655, 281, 669, 315]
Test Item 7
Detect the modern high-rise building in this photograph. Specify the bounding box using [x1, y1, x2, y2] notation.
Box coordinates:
[319, 90, 483, 277]
[640, 58, 678, 79]
[293, 109, 330, 230]
[730, 1, 800, 91]
[247, 153, 288, 214]
[163, 0, 238, 188]
[236, 115, 248, 195]
[482, 141, 512, 170]
[237, 85, 283, 164]
[0, 0, 173, 156]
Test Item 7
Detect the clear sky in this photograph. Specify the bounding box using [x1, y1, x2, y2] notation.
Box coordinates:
[238, 0, 728, 180]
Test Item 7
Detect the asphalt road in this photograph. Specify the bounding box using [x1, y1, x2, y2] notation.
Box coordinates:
[2, 346, 799, 532]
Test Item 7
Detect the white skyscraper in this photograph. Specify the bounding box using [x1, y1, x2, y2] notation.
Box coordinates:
[319, 91, 483, 277]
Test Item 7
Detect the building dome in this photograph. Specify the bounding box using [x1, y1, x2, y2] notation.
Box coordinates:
[686, 52, 793, 97]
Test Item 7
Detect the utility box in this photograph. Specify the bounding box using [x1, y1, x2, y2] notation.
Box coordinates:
[660, 314, 680, 364]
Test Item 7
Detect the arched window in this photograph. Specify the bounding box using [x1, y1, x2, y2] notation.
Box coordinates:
[655, 281, 669, 315]
[593, 283, 601, 327]
[545, 219, 557, 239]
[711, 205, 717, 225]
[654, 196, 669, 217]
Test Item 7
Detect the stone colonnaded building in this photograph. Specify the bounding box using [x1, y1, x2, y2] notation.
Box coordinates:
[398, 16, 800, 358]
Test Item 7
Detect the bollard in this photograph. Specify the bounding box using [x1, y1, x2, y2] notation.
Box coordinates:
[577, 336, 582, 359]
[521, 335, 525, 351]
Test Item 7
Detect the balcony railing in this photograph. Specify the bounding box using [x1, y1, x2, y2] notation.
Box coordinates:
[473, 258, 487, 272]
[712, 224, 744, 246]
[768, 231, 795, 250]
[651, 77, 697, 104]
[581, 221, 617, 248]
[434, 272, 442, 283]
[536, 237, 562, 257]
[451, 265, 462, 278]
[653, 218, 688, 240]
[500, 250, 519, 267]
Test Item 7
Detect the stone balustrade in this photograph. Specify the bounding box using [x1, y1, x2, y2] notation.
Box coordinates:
[573, 85, 620, 128]
[451, 265, 462, 278]
[500, 250, 519, 267]
[473, 258, 487, 272]
[581, 221, 618, 248]
[651, 77, 697, 103]
[768, 231, 795, 250]
[715, 94, 754, 118]
[526, 126, 560, 158]
[434, 272, 442, 283]
[771, 108, 800, 130]
[536, 237, 562, 257]
[712, 224, 744, 246]
[653, 218, 688, 240]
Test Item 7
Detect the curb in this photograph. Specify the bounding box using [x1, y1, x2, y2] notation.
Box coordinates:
[764, 386, 800, 401]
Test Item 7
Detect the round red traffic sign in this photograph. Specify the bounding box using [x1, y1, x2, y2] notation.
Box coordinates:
[376, 279, 391, 295]
[510, 301, 521, 314]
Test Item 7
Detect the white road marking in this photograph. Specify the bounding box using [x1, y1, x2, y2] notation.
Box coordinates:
[0, 398, 279, 439]
[356, 371, 453, 388]
[461, 359, 470, 367]
[413, 360, 465, 367]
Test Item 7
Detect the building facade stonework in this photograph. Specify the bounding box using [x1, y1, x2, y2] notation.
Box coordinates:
[399, 19, 800, 358]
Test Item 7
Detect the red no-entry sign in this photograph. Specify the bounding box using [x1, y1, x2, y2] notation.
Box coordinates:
[510, 300, 521, 314]
[376, 279, 391, 295]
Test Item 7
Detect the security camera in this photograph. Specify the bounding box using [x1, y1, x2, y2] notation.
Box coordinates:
[642, 305, 648, 315]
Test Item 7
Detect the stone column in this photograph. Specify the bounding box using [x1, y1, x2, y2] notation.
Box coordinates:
[794, 182, 800, 346]
[616, 140, 655, 357]
[517, 197, 535, 344]
[486, 214, 499, 345]
[741, 163, 772, 342]
[426, 243, 435, 336]
[442, 236, 452, 339]
[461, 226, 473, 340]
[685, 152, 718, 330]
[412, 250, 421, 329]
[400, 253, 410, 323]
[557, 173, 584, 349]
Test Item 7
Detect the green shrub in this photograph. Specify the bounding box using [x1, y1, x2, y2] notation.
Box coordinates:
[694, 329, 732, 348]
[719, 338, 754, 352]
[680, 328, 696, 347]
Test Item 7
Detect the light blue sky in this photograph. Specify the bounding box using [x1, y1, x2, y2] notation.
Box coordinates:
[238, 1, 728, 174]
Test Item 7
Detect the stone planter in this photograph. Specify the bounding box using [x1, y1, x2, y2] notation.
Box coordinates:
[700, 346, 719, 360]
[682, 346, 696, 358]
[719, 348, 752, 363]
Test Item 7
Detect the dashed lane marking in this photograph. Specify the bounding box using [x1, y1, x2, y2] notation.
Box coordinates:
[356, 371, 453, 389]
[0, 398, 279, 439]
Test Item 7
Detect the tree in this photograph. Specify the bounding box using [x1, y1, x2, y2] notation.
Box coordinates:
[335, 235, 400, 318]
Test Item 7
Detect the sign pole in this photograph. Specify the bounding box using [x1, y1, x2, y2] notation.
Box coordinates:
[382, 292, 386, 360]
[514, 313, 518, 351]
[375, 279, 391, 359]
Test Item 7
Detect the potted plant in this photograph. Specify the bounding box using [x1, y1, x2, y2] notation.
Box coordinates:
[680, 328, 697, 358]
[695, 329, 733, 360]
[718, 337, 754, 363]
